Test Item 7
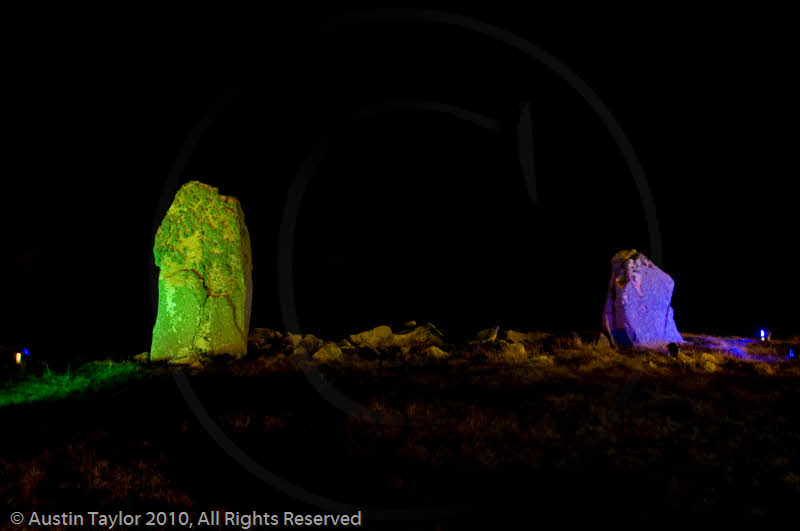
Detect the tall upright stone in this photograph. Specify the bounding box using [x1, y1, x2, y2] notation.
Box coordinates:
[602, 249, 682, 348]
[151, 181, 253, 363]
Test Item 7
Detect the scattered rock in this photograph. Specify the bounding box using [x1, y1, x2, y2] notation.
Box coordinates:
[286, 333, 324, 357]
[250, 328, 283, 341]
[151, 181, 253, 363]
[472, 326, 500, 344]
[391, 325, 444, 349]
[185, 357, 209, 370]
[602, 249, 683, 349]
[312, 343, 344, 363]
[425, 346, 450, 360]
[597, 334, 611, 348]
[348, 324, 443, 353]
[424, 322, 445, 339]
[303, 334, 324, 352]
[286, 333, 303, 348]
[249, 328, 284, 350]
[349, 325, 393, 350]
[133, 352, 150, 364]
[403, 320, 417, 328]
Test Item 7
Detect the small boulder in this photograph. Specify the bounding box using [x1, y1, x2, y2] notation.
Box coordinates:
[133, 352, 150, 364]
[250, 328, 284, 341]
[285, 333, 302, 348]
[472, 326, 500, 344]
[286, 333, 324, 357]
[425, 345, 450, 360]
[313, 343, 344, 363]
[424, 322, 445, 339]
[249, 328, 284, 350]
[349, 325, 393, 350]
[602, 249, 683, 348]
[389, 325, 444, 349]
[302, 334, 324, 352]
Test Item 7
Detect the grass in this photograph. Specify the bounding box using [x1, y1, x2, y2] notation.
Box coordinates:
[0, 359, 143, 407]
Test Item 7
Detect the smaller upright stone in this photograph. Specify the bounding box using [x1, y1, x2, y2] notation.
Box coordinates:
[313, 343, 344, 363]
[602, 250, 682, 348]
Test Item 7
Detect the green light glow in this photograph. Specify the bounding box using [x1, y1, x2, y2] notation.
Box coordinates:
[0, 361, 142, 407]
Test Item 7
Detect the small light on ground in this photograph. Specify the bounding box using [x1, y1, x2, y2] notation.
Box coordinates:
[15, 352, 22, 365]
[789, 349, 795, 359]
[760, 329, 766, 341]
[23, 348, 29, 356]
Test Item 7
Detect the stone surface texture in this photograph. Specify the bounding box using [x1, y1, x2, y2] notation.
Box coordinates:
[151, 181, 253, 362]
[602, 249, 682, 348]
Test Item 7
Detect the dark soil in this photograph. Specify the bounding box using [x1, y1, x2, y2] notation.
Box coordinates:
[2, 334, 799, 529]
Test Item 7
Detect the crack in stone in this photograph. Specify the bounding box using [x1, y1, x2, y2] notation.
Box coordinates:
[153, 182, 252, 360]
[165, 268, 244, 352]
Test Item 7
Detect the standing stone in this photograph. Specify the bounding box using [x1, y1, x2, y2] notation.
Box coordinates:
[151, 181, 253, 363]
[602, 249, 682, 348]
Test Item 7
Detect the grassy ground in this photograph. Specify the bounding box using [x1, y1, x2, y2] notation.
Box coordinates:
[1, 327, 799, 529]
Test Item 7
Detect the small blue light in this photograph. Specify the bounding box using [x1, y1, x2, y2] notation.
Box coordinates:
[760, 329, 766, 340]
[790, 349, 795, 359]
[23, 348, 29, 357]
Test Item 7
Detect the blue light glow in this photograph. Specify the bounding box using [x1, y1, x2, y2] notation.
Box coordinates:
[23, 348, 29, 357]
[761, 329, 766, 340]
[790, 349, 796, 359]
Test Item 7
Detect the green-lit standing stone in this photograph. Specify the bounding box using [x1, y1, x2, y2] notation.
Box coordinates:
[150, 181, 253, 363]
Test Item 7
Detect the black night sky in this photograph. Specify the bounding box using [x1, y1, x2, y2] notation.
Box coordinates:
[2, 7, 796, 362]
